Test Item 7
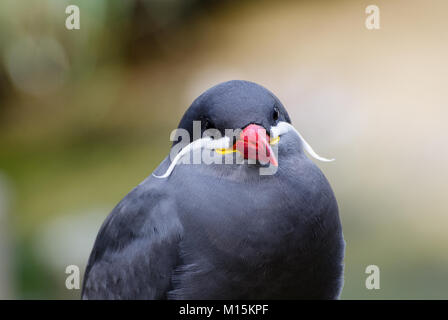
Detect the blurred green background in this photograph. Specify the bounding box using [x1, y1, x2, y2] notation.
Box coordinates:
[0, 0, 447, 299]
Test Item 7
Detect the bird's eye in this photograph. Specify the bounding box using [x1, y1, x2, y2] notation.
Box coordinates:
[273, 107, 280, 121]
[203, 118, 214, 130]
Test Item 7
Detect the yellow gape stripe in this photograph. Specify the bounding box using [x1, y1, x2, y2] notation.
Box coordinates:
[215, 148, 237, 155]
[270, 136, 280, 145]
[215, 136, 280, 155]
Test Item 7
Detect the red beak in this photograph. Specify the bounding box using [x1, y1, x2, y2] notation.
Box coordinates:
[235, 124, 278, 166]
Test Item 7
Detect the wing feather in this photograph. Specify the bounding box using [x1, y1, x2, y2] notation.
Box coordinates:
[82, 183, 182, 299]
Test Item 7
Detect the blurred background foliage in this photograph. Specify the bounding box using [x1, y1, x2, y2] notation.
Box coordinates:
[0, 0, 447, 299]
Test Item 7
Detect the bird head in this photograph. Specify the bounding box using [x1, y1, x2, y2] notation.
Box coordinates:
[154, 80, 333, 179]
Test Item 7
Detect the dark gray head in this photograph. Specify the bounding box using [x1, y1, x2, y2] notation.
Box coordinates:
[153, 80, 333, 179]
[177, 80, 291, 138]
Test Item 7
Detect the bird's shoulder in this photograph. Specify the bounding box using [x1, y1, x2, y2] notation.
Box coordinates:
[82, 179, 183, 299]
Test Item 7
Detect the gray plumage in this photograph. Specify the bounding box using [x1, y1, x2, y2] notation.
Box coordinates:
[82, 80, 345, 299]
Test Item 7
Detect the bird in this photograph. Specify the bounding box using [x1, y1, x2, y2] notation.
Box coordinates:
[81, 80, 345, 299]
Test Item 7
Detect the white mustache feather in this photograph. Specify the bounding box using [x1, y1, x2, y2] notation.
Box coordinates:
[271, 122, 335, 162]
[153, 136, 231, 179]
[153, 121, 333, 179]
